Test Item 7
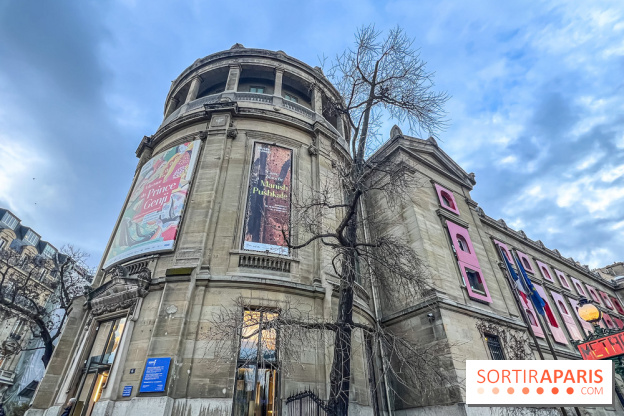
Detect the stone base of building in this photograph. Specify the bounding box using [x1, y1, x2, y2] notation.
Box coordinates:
[25, 398, 232, 416]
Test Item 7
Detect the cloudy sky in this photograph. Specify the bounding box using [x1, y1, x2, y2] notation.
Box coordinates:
[0, 0, 622, 269]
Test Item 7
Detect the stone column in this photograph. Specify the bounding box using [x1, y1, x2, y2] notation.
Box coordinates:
[224, 63, 241, 92]
[184, 75, 203, 104]
[273, 67, 284, 107]
[274, 67, 284, 97]
[336, 114, 345, 138]
[164, 97, 179, 118]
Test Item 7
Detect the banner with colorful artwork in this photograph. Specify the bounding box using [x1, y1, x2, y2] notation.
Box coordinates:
[243, 143, 292, 255]
[104, 140, 201, 268]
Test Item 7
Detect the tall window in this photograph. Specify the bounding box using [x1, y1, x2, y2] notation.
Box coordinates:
[485, 334, 505, 360]
[233, 310, 278, 416]
[72, 317, 127, 416]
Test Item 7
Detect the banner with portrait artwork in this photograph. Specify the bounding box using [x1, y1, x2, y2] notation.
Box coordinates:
[243, 143, 292, 255]
[104, 140, 201, 268]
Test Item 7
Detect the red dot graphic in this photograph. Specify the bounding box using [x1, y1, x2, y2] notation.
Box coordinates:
[522, 387, 530, 394]
[493, 387, 500, 394]
[567, 387, 574, 394]
[507, 387, 514, 394]
[537, 387, 544, 394]
[552, 387, 559, 394]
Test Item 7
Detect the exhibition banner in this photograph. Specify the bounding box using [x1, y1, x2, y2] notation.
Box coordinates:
[243, 143, 292, 255]
[104, 140, 201, 268]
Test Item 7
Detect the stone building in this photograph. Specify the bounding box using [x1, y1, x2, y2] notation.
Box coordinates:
[25, 46, 624, 416]
[0, 209, 60, 399]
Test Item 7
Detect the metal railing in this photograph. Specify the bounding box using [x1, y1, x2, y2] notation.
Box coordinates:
[286, 390, 333, 416]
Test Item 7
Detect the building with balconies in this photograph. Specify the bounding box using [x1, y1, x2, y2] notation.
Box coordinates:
[0, 208, 61, 400]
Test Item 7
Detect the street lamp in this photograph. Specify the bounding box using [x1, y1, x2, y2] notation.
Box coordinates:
[578, 297, 602, 325]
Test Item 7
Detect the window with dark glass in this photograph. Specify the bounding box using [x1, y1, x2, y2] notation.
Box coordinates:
[465, 267, 485, 294]
[283, 93, 298, 103]
[485, 334, 505, 360]
[233, 310, 278, 416]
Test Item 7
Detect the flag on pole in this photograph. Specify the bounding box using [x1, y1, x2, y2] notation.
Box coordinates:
[514, 254, 546, 315]
[498, 246, 528, 295]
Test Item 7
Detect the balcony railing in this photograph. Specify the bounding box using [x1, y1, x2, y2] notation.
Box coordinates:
[160, 92, 342, 141]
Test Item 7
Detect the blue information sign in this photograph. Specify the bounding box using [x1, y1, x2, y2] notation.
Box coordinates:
[122, 386, 133, 397]
[139, 357, 171, 393]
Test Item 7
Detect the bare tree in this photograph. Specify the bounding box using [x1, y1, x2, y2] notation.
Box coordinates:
[298, 25, 448, 415]
[0, 244, 92, 367]
[203, 25, 452, 416]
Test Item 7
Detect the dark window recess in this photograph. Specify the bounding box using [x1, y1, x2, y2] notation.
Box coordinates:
[485, 334, 505, 360]
[522, 258, 531, 271]
[466, 267, 485, 294]
[441, 192, 455, 209]
[457, 235, 470, 253]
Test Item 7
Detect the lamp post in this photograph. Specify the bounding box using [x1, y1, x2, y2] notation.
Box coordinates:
[575, 297, 624, 406]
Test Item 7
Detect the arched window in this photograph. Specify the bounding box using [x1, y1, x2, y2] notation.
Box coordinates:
[541, 267, 551, 280]
[522, 258, 531, 271]
[457, 235, 470, 253]
[558, 301, 568, 315]
[441, 191, 455, 209]
[526, 310, 538, 326]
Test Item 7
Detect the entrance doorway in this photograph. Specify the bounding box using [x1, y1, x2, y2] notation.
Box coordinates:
[71, 317, 126, 416]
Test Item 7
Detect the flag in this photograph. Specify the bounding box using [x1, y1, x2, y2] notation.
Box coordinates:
[515, 254, 546, 315]
[498, 246, 528, 295]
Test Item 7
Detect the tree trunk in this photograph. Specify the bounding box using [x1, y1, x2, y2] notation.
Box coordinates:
[329, 211, 358, 416]
[38, 321, 55, 368]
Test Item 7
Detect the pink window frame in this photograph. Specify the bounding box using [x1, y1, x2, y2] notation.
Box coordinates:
[535, 260, 554, 282]
[434, 184, 460, 215]
[458, 261, 492, 303]
[515, 250, 535, 274]
[553, 269, 570, 290]
[550, 291, 583, 341]
[613, 316, 624, 330]
[519, 292, 545, 338]
[569, 277, 587, 297]
[610, 296, 624, 315]
[585, 284, 604, 306]
[603, 313, 617, 329]
[599, 291, 614, 310]
[446, 221, 479, 268]
[493, 240, 513, 263]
